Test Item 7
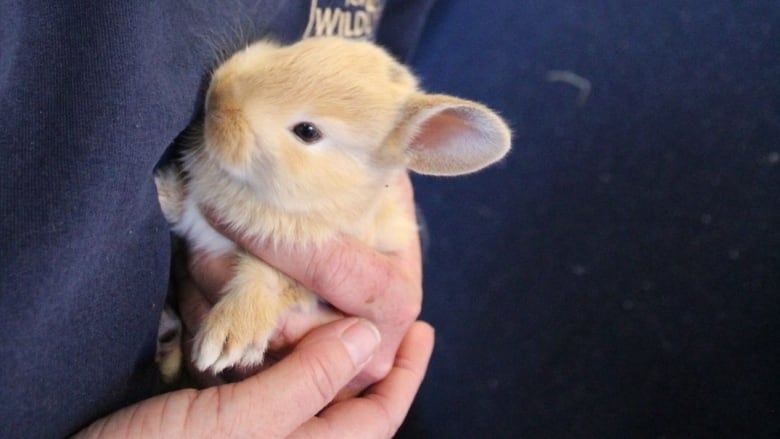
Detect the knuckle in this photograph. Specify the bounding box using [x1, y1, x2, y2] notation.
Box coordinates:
[384, 281, 421, 327]
[369, 393, 402, 439]
[399, 294, 422, 323]
[306, 244, 354, 297]
[297, 350, 341, 404]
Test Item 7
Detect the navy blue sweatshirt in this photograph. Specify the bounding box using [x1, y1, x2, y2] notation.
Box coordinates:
[0, 1, 436, 437]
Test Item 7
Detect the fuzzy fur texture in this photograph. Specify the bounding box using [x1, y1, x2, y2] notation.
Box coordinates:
[155, 37, 511, 378]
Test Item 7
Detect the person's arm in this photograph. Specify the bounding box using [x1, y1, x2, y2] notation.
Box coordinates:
[75, 318, 434, 438]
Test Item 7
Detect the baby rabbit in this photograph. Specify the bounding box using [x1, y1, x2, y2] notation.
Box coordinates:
[156, 37, 511, 378]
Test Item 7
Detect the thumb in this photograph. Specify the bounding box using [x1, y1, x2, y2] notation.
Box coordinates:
[72, 318, 380, 439]
[219, 318, 381, 437]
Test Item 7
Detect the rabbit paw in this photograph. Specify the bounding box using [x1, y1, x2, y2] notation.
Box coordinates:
[156, 305, 183, 383]
[191, 297, 277, 373]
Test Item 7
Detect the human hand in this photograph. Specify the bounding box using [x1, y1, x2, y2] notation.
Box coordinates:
[181, 174, 422, 394]
[75, 318, 434, 439]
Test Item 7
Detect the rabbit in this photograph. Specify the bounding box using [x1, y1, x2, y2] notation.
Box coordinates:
[154, 36, 511, 380]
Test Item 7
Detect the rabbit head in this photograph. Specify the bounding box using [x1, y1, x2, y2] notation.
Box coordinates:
[200, 37, 511, 212]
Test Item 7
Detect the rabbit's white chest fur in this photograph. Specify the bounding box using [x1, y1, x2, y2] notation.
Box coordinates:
[175, 199, 235, 255]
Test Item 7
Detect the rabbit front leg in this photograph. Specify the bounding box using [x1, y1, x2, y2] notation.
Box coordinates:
[191, 253, 317, 373]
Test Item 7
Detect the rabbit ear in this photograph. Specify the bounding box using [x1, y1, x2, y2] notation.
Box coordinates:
[400, 94, 511, 176]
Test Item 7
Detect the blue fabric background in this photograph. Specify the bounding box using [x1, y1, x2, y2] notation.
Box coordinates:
[1, 0, 777, 437]
[399, 1, 779, 437]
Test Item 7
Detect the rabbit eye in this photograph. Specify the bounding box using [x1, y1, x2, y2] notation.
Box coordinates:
[292, 122, 322, 144]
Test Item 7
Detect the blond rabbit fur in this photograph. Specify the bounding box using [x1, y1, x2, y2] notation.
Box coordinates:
[155, 37, 511, 379]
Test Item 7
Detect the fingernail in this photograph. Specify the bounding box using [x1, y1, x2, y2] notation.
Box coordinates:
[340, 319, 381, 367]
